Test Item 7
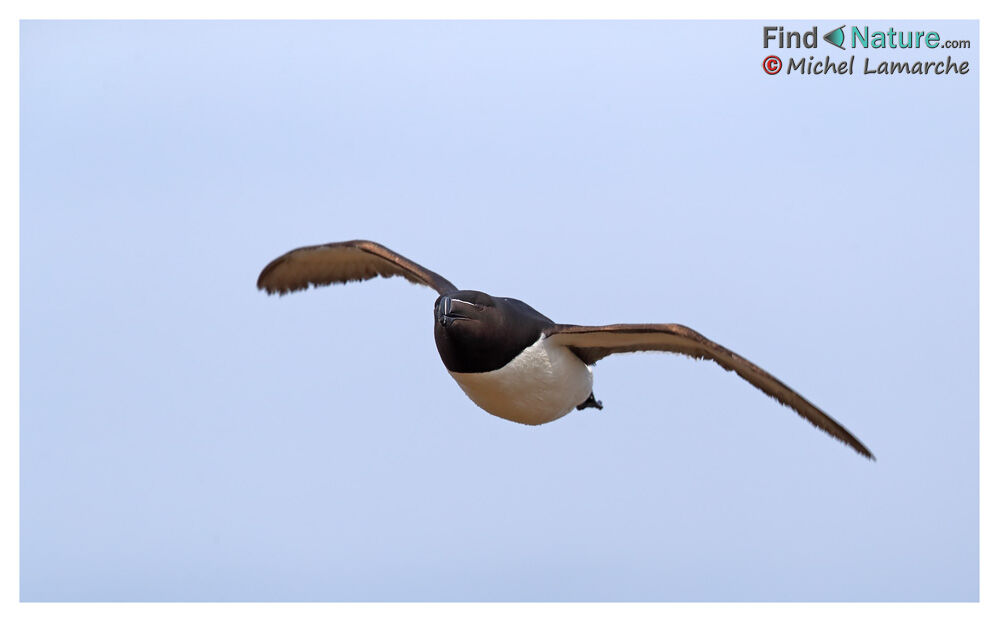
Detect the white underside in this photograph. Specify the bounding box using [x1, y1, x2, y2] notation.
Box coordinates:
[448, 335, 594, 425]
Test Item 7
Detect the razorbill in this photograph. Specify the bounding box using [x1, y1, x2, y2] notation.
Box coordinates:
[257, 240, 874, 459]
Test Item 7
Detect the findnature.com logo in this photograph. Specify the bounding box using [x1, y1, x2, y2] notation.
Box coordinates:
[761, 24, 973, 77]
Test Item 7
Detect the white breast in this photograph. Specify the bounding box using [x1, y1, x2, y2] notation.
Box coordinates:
[448, 335, 594, 425]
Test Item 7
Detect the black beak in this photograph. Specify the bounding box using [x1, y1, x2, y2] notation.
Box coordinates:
[436, 296, 453, 327]
[436, 296, 480, 327]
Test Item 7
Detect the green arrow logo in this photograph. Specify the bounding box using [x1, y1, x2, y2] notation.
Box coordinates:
[824, 25, 846, 49]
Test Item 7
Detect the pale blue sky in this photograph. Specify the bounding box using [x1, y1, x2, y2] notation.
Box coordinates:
[20, 20, 978, 601]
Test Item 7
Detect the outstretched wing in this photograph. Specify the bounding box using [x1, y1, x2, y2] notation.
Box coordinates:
[546, 323, 874, 460]
[257, 240, 458, 296]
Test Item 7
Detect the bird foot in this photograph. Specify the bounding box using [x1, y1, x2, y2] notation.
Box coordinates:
[575, 393, 604, 411]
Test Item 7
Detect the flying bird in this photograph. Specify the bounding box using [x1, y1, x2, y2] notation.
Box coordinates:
[257, 240, 874, 460]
